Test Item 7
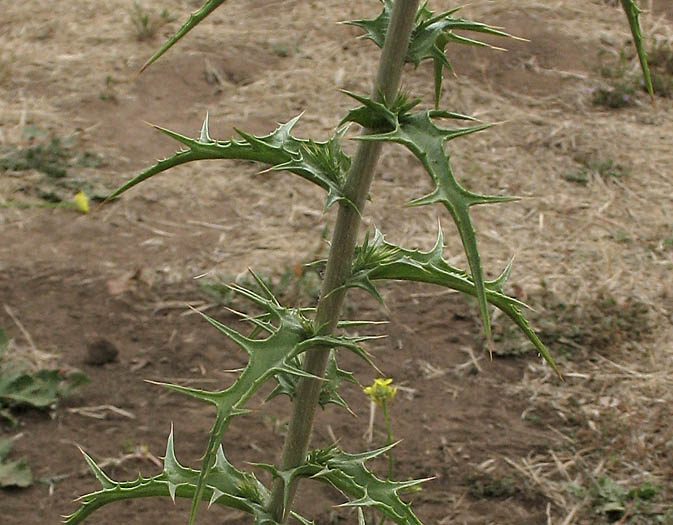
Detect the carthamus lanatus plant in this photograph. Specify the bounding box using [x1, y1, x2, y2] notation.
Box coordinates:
[66, 1, 652, 523]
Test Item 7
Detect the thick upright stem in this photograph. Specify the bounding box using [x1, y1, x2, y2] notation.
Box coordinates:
[267, 1, 421, 521]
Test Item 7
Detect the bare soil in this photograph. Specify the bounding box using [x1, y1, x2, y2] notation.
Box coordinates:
[1, 1, 672, 524]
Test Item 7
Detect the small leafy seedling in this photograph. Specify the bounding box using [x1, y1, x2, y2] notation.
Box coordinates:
[0, 438, 32, 489]
[129, 0, 175, 42]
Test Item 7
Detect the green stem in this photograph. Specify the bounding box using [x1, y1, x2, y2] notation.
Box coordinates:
[266, 1, 421, 521]
[382, 402, 394, 480]
[378, 402, 394, 525]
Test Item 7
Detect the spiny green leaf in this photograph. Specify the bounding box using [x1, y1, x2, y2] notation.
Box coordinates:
[81, 449, 116, 490]
[66, 429, 308, 524]
[142, 280, 358, 523]
[343, 92, 515, 354]
[620, 0, 654, 107]
[105, 115, 352, 212]
[346, 1, 520, 106]
[348, 228, 562, 379]
[140, 0, 227, 72]
[267, 350, 358, 412]
[266, 444, 430, 525]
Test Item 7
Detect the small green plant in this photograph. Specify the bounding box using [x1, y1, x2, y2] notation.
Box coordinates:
[563, 155, 630, 185]
[363, 378, 398, 480]
[129, 1, 175, 42]
[594, 24, 671, 107]
[592, 82, 637, 108]
[0, 326, 89, 425]
[0, 128, 107, 208]
[663, 235, 673, 250]
[0, 437, 32, 489]
[99, 75, 119, 103]
[67, 1, 652, 524]
[566, 477, 661, 522]
[466, 471, 521, 500]
[1, 136, 72, 178]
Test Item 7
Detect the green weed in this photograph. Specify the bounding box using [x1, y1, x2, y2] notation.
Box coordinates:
[0, 129, 108, 206]
[594, 38, 673, 108]
[98, 75, 119, 103]
[566, 477, 662, 522]
[592, 83, 637, 108]
[466, 471, 522, 500]
[129, 1, 175, 42]
[563, 154, 629, 185]
[66, 1, 654, 524]
[0, 438, 32, 488]
[491, 286, 654, 359]
[0, 327, 89, 425]
[270, 41, 298, 58]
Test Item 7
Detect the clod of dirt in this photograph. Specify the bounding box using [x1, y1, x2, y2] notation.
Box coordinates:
[85, 338, 119, 366]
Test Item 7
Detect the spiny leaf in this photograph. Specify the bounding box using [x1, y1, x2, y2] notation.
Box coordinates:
[142, 281, 360, 523]
[140, 0, 227, 72]
[267, 325, 384, 410]
[80, 449, 116, 490]
[265, 444, 430, 525]
[66, 429, 312, 524]
[106, 115, 352, 212]
[620, 0, 655, 107]
[267, 350, 358, 412]
[343, 92, 515, 355]
[346, 1, 520, 106]
[347, 228, 562, 379]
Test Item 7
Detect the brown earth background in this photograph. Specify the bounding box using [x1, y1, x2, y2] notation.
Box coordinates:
[1, 1, 672, 524]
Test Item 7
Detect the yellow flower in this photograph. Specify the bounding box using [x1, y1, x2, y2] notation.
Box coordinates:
[363, 377, 397, 407]
[73, 191, 90, 213]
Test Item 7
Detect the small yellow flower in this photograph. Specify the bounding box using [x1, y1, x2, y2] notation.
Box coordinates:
[363, 377, 397, 407]
[73, 191, 90, 213]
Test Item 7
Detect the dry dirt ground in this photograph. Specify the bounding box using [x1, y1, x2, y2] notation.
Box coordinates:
[1, 1, 672, 524]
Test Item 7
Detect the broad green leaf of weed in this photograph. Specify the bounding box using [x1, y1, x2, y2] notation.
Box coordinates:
[0, 364, 60, 409]
[0, 439, 32, 488]
[0, 363, 89, 418]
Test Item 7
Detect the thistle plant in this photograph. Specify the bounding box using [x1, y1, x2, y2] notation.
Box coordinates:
[66, 1, 652, 524]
